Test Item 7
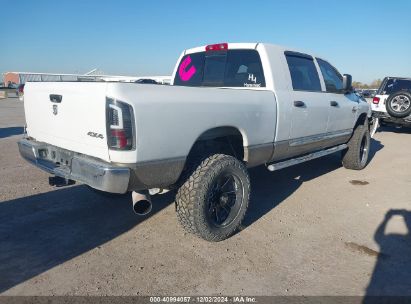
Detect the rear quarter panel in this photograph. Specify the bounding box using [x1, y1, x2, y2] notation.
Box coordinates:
[106, 83, 277, 163]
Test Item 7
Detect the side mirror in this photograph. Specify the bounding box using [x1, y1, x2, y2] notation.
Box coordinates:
[343, 74, 353, 93]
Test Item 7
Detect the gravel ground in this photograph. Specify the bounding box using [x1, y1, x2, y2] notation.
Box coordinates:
[0, 97, 410, 296]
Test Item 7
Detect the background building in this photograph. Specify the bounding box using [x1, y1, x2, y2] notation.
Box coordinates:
[3, 72, 19, 86]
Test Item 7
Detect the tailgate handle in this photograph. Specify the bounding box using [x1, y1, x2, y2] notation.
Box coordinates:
[50, 94, 62, 103]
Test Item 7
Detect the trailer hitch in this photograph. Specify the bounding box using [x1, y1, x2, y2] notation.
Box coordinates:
[48, 176, 75, 187]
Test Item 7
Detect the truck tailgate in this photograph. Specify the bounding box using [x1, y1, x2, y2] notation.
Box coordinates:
[24, 82, 110, 162]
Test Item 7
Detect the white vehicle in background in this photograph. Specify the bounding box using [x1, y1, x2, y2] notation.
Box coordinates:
[101, 76, 171, 84]
[371, 77, 411, 133]
[18, 42, 371, 241]
[17, 84, 25, 101]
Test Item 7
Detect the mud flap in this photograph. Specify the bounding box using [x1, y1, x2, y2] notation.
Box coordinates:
[370, 117, 379, 138]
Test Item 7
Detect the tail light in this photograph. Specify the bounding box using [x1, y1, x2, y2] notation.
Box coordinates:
[206, 43, 228, 52]
[106, 97, 135, 150]
[372, 97, 380, 104]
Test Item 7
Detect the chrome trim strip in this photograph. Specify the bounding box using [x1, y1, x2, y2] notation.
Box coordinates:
[289, 129, 352, 147]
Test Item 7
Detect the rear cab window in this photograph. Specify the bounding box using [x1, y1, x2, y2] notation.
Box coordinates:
[174, 52, 205, 87]
[284, 51, 321, 92]
[174, 48, 266, 88]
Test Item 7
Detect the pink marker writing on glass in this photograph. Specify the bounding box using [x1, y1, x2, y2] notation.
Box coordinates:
[179, 56, 196, 82]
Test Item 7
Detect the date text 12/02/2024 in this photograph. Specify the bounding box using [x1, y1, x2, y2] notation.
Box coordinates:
[149, 296, 257, 303]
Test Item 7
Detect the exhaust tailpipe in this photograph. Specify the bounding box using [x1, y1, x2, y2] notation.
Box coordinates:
[132, 191, 152, 215]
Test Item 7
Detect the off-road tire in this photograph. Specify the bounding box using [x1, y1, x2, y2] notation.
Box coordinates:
[342, 123, 371, 170]
[386, 90, 411, 118]
[175, 154, 250, 241]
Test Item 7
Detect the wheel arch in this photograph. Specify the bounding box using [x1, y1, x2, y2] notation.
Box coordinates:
[355, 112, 369, 128]
[187, 126, 248, 162]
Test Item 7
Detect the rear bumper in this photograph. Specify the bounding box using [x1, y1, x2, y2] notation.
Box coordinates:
[18, 138, 130, 193]
[372, 111, 411, 124]
[372, 111, 389, 119]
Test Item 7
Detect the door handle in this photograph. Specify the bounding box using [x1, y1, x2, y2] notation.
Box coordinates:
[352, 106, 358, 112]
[294, 100, 305, 107]
[330, 101, 339, 107]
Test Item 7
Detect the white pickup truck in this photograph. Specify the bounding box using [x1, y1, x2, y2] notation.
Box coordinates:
[19, 42, 371, 241]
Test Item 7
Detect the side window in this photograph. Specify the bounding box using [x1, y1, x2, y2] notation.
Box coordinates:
[316, 58, 343, 93]
[224, 50, 266, 87]
[285, 52, 322, 92]
[174, 52, 205, 86]
[382, 79, 411, 95]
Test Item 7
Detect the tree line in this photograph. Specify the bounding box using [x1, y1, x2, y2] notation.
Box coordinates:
[352, 79, 382, 89]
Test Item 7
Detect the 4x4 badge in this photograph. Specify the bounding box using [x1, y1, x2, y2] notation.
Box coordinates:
[52, 105, 58, 115]
[87, 131, 104, 139]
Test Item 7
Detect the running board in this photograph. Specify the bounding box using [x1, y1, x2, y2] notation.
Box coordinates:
[267, 144, 347, 172]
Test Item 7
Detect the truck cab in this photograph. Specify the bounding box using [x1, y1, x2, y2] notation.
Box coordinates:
[172, 43, 368, 160]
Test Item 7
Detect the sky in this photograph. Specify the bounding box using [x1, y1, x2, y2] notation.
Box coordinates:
[1, 0, 410, 83]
